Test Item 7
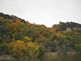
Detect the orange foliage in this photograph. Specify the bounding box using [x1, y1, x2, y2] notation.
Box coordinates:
[10, 19, 21, 31]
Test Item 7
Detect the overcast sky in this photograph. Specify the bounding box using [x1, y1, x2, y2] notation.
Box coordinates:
[0, 0, 81, 27]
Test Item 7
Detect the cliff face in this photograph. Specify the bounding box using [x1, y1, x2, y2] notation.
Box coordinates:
[52, 22, 81, 31]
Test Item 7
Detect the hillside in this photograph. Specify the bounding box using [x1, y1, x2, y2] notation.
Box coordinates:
[0, 12, 81, 57]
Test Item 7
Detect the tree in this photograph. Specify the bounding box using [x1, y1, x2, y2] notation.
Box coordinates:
[9, 40, 26, 56]
[8, 39, 40, 57]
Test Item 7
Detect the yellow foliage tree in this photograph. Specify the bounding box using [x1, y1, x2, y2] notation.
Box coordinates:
[9, 40, 26, 56]
[8, 39, 39, 57]
[26, 42, 39, 57]
[23, 36, 32, 42]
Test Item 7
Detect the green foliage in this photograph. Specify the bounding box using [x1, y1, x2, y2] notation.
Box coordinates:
[23, 36, 32, 42]
[0, 13, 81, 57]
[0, 42, 9, 54]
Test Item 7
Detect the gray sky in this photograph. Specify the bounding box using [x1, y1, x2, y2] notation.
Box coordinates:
[0, 0, 81, 27]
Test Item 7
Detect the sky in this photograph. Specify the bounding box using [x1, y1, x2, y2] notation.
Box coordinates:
[0, 0, 81, 27]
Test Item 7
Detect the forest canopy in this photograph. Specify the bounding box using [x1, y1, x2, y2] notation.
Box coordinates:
[0, 12, 81, 57]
